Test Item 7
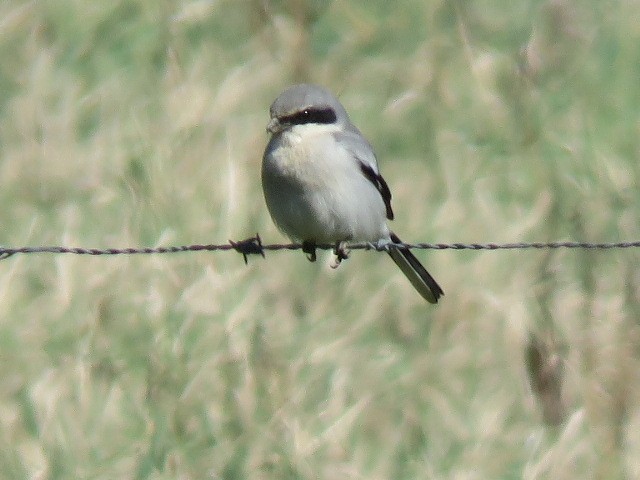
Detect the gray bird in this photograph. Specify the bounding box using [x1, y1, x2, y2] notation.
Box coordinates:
[261, 84, 443, 303]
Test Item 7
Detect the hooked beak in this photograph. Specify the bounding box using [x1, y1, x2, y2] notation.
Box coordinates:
[266, 117, 281, 134]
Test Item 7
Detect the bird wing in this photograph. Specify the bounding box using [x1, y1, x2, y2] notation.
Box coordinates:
[334, 127, 394, 221]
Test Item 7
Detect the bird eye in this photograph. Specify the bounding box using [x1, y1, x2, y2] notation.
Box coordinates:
[284, 108, 337, 126]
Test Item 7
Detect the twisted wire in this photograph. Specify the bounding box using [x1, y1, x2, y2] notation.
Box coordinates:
[2, 237, 639, 261]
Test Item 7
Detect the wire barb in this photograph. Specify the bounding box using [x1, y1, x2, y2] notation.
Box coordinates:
[229, 234, 265, 264]
[0, 239, 639, 262]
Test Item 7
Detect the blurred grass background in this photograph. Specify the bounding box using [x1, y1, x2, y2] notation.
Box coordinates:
[1, 0, 640, 478]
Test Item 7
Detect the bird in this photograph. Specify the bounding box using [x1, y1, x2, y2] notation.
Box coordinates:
[261, 84, 443, 303]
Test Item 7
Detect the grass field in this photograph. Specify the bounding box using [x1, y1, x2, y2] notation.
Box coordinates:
[1, 0, 640, 478]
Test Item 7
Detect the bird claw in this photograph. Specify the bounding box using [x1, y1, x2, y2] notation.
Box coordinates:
[330, 241, 350, 269]
[302, 240, 317, 262]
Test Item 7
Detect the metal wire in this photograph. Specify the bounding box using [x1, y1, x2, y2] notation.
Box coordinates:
[1, 236, 639, 261]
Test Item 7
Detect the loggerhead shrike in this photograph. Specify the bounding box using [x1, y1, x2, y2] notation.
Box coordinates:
[261, 84, 443, 303]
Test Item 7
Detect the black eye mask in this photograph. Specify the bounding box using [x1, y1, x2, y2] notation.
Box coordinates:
[282, 107, 337, 126]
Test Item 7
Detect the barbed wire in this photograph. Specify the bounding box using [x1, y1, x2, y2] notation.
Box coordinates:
[1, 236, 639, 263]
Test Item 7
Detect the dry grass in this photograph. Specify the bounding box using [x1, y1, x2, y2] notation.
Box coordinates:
[1, 0, 640, 478]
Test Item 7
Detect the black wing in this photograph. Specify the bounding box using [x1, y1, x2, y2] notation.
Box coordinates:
[358, 161, 394, 220]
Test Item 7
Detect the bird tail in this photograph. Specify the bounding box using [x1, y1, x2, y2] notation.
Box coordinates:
[387, 232, 443, 304]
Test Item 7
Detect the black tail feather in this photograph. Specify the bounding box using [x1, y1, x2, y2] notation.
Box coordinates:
[388, 232, 443, 304]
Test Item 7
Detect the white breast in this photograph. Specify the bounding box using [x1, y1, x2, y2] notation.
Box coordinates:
[262, 124, 389, 243]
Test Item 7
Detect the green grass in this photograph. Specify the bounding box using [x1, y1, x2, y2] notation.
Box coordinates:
[1, 0, 640, 478]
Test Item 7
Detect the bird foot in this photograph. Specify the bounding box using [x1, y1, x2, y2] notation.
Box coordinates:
[302, 240, 317, 262]
[330, 241, 350, 269]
